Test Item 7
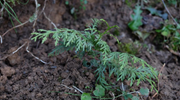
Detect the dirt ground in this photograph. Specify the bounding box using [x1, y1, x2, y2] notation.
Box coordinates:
[0, 0, 180, 100]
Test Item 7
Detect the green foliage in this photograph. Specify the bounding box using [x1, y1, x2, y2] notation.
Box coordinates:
[6, 0, 20, 5]
[122, 91, 133, 100]
[140, 87, 149, 96]
[146, 7, 168, 20]
[118, 41, 141, 55]
[134, 31, 150, 40]
[121, 87, 149, 100]
[132, 96, 139, 100]
[65, 0, 87, 15]
[124, 0, 136, 7]
[128, 6, 143, 31]
[156, 20, 180, 51]
[52, 85, 150, 100]
[81, 93, 91, 100]
[167, 0, 180, 5]
[0, 0, 21, 23]
[80, 0, 87, 10]
[93, 85, 105, 97]
[31, 18, 158, 91]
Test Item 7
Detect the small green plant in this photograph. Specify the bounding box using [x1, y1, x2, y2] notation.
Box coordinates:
[65, 0, 87, 15]
[146, 7, 168, 20]
[0, 0, 21, 23]
[118, 41, 142, 55]
[156, 20, 180, 51]
[93, 85, 105, 98]
[81, 93, 92, 100]
[128, 6, 143, 31]
[76, 85, 150, 100]
[31, 19, 158, 91]
[125, 0, 136, 7]
[167, 0, 180, 6]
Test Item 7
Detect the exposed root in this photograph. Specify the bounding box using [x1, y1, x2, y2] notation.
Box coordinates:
[42, 0, 57, 29]
[165, 45, 180, 57]
[1, 0, 50, 65]
[0, 42, 27, 60]
[1, 20, 29, 43]
[26, 43, 48, 64]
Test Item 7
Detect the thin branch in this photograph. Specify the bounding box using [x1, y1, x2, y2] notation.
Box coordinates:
[41, 0, 57, 29]
[1, 0, 50, 65]
[43, 12, 57, 29]
[152, 63, 166, 98]
[32, 0, 39, 33]
[0, 42, 27, 60]
[73, 86, 84, 93]
[39, 0, 47, 15]
[121, 83, 125, 91]
[61, 84, 74, 90]
[2, 20, 29, 37]
[0, 0, 6, 14]
[0, 35, 2, 43]
[25, 0, 48, 65]
[165, 45, 180, 57]
[115, 91, 140, 98]
[26, 43, 48, 64]
[162, 0, 178, 26]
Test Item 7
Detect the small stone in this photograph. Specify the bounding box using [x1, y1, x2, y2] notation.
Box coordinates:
[0, 94, 6, 99]
[0, 75, 7, 84]
[62, 79, 73, 85]
[61, 72, 69, 79]
[0, 84, 5, 92]
[7, 47, 21, 65]
[27, 76, 33, 82]
[0, 67, 15, 77]
[85, 72, 90, 76]
[12, 84, 19, 91]
[50, 66, 57, 69]
[59, 93, 68, 99]
[65, 20, 70, 25]
[88, 73, 94, 80]
[36, 93, 42, 98]
[124, 80, 131, 86]
[5, 85, 12, 93]
[44, 70, 49, 73]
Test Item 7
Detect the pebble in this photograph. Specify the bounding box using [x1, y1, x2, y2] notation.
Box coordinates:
[61, 72, 69, 78]
[0, 66, 15, 77]
[0, 84, 5, 92]
[7, 47, 21, 66]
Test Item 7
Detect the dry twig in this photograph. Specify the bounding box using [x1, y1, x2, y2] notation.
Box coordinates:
[2, 21, 29, 37]
[0, 0, 49, 65]
[165, 45, 180, 57]
[0, 35, 2, 43]
[162, 0, 179, 26]
[152, 63, 166, 98]
[73, 86, 83, 93]
[0, 41, 27, 60]
[25, 0, 48, 65]
[60, 84, 74, 90]
[0, 0, 5, 15]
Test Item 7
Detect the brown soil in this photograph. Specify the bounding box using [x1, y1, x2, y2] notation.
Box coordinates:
[0, 0, 180, 100]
